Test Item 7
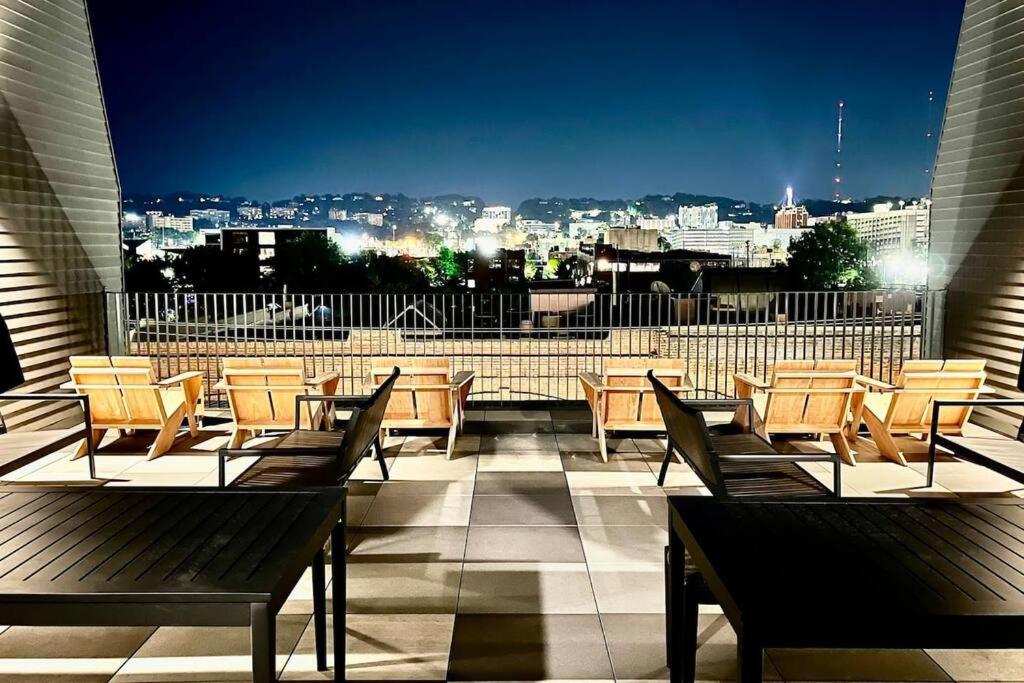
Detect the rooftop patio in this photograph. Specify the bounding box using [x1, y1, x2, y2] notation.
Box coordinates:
[0, 405, 1021, 682]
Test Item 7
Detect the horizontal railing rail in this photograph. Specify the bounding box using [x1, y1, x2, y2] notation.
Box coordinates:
[107, 289, 942, 405]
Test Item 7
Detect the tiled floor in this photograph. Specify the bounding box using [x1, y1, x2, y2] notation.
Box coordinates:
[2, 406, 1024, 681]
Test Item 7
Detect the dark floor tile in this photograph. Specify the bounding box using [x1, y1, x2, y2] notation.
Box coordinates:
[561, 451, 652, 472]
[470, 493, 576, 525]
[549, 407, 594, 421]
[346, 526, 469, 563]
[480, 433, 559, 452]
[552, 419, 593, 434]
[464, 525, 585, 562]
[601, 613, 670, 680]
[448, 614, 613, 680]
[474, 472, 568, 494]
[476, 420, 555, 435]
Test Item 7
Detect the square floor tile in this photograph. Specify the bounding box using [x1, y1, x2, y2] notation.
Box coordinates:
[686, 613, 782, 681]
[601, 613, 669, 680]
[372, 479, 475, 497]
[572, 494, 668, 526]
[590, 563, 665, 613]
[475, 420, 556, 435]
[565, 470, 661, 496]
[561, 450, 652, 472]
[448, 614, 612, 680]
[578, 524, 666, 564]
[465, 525, 585, 562]
[347, 526, 468, 563]
[388, 454, 478, 482]
[480, 433, 558, 453]
[458, 562, 597, 614]
[473, 472, 568, 495]
[470, 494, 576, 526]
[400, 435, 479, 455]
[111, 616, 307, 681]
[485, 409, 552, 421]
[282, 614, 453, 680]
[769, 648, 951, 681]
[926, 648, 1024, 681]
[477, 452, 564, 472]
[347, 562, 461, 614]
[0, 625, 155, 680]
[362, 495, 472, 526]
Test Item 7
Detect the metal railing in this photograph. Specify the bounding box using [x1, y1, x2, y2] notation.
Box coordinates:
[107, 289, 942, 405]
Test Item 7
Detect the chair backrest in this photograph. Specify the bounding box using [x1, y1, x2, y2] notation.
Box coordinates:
[221, 366, 312, 428]
[889, 359, 986, 430]
[335, 367, 401, 481]
[371, 357, 454, 426]
[764, 360, 858, 432]
[602, 358, 690, 428]
[648, 371, 725, 494]
[68, 357, 165, 426]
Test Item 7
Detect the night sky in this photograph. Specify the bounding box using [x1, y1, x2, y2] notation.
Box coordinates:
[87, 0, 965, 205]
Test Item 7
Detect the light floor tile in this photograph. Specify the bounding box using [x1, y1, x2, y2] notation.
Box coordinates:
[480, 433, 558, 453]
[470, 493, 576, 526]
[283, 614, 454, 681]
[477, 452, 564, 472]
[926, 648, 1024, 681]
[589, 563, 664, 614]
[347, 562, 462, 614]
[465, 525, 586, 562]
[689, 613, 782, 681]
[578, 525, 666, 565]
[565, 471, 661, 496]
[347, 526, 468, 563]
[561, 451, 652, 473]
[572, 495, 668, 526]
[0, 625, 155, 680]
[372, 479, 474, 497]
[399, 435, 480, 455]
[458, 562, 597, 613]
[601, 613, 669, 680]
[111, 616, 308, 682]
[388, 454, 478, 481]
[362, 494, 473, 527]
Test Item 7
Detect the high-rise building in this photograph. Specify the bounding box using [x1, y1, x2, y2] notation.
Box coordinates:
[328, 207, 348, 221]
[145, 213, 194, 232]
[845, 201, 930, 254]
[237, 205, 263, 221]
[637, 216, 676, 232]
[774, 185, 810, 228]
[677, 203, 718, 230]
[474, 206, 512, 233]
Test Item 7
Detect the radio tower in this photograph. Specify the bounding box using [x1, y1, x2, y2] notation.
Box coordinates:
[833, 100, 844, 203]
[924, 90, 935, 178]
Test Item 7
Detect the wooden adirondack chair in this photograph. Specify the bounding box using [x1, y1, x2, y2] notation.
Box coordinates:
[215, 360, 340, 448]
[63, 356, 204, 460]
[849, 359, 991, 466]
[733, 359, 864, 465]
[579, 358, 694, 462]
[370, 358, 474, 460]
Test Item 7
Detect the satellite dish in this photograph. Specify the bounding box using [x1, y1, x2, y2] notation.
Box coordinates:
[650, 281, 671, 294]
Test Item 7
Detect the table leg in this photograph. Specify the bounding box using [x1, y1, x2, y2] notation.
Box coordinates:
[736, 628, 763, 683]
[313, 547, 327, 671]
[669, 530, 697, 683]
[250, 602, 276, 683]
[332, 515, 346, 682]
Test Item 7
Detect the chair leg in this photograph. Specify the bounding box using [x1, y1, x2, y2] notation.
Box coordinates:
[828, 432, 857, 467]
[445, 423, 457, 460]
[658, 441, 674, 487]
[147, 408, 186, 460]
[597, 423, 609, 463]
[375, 435, 389, 480]
[863, 411, 908, 466]
[926, 438, 937, 487]
[228, 428, 249, 449]
[72, 429, 106, 461]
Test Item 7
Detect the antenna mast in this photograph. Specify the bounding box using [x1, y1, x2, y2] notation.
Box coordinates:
[834, 100, 844, 203]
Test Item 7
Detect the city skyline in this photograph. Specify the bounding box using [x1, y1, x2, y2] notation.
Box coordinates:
[88, 0, 964, 204]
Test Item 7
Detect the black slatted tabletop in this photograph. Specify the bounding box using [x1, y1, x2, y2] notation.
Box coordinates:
[0, 487, 346, 682]
[667, 497, 1024, 683]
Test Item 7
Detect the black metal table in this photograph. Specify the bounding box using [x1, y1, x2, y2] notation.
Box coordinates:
[668, 496, 1024, 683]
[0, 487, 345, 682]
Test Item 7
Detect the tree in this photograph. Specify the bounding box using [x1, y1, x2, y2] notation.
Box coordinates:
[267, 232, 344, 292]
[425, 247, 469, 289]
[785, 219, 880, 290]
[172, 245, 262, 292]
[124, 256, 173, 292]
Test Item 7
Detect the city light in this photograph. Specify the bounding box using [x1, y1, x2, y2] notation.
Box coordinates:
[340, 234, 361, 255]
[475, 235, 498, 257]
[433, 213, 451, 227]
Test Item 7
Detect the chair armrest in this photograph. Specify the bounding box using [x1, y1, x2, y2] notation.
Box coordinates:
[733, 373, 769, 390]
[685, 398, 756, 434]
[579, 372, 604, 391]
[308, 371, 340, 387]
[158, 371, 203, 386]
[451, 370, 475, 389]
[297, 394, 367, 408]
[929, 398, 1024, 442]
[856, 375, 895, 391]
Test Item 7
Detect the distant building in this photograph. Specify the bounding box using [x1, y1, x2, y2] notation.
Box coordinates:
[145, 213, 194, 232]
[516, 219, 560, 234]
[353, 212, 384, 227]
[845, 201, 930, 254]
[637, 216, 677, 232]
[677, 203, 718, 230]
[482, 206, 512, 223]
[237, 205, 263, 221]
[268, 205, 297, 220]
[607, 227, 660, 252]
[189, 208, 230, 226]
[586, 244, 730, 292]
[328, 206, 348, 221]
[775, 204, 809, 229]
[568, 220, 607, 243]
